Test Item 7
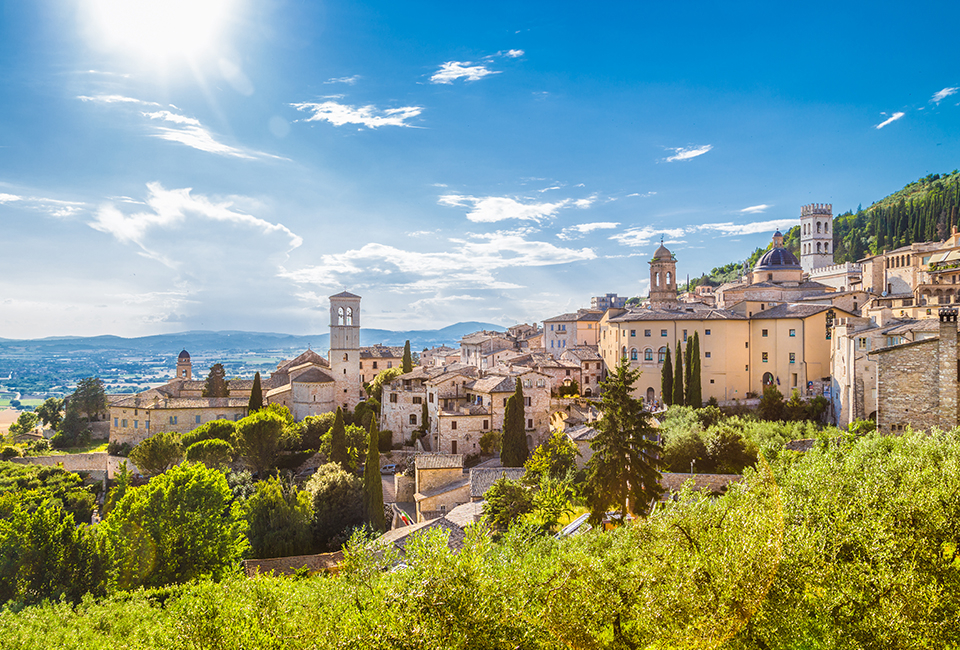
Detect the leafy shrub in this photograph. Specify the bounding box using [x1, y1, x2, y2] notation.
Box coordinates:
[185, 438, 234, 467]
[107, 441, 132, 457]
[244, 476, 314, 558]
[378, 429, 392, 452]
[181, 419, 236, 448]
[304, 463, 364, 550]
[1, 446, 21, 460]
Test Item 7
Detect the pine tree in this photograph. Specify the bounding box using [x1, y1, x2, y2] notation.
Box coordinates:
[672, 342, 684, 406]
[661, 345, 673, 407]
[202, 363, 229, 398]
[363, 414, 386, 531]
[402, 340, 413, 373]
[247, 371, 263, 413]
[329, 407, 350, 470]
[688, 332, 702, 408]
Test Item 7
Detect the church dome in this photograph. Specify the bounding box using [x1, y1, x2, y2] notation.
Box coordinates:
[754, 246, 800, 270]
[178, 349, 191, 361]
[652, 243, 672, 261]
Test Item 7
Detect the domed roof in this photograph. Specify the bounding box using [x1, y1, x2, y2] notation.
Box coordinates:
[178, 349, 191, 361]
[754, 246, 800, 270]
[652, 243, 672, 261]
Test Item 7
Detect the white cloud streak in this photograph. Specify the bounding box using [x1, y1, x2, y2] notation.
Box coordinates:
[610, 217, 798, 247]
[430, 61, 500, 84]
[663, 144, 713, 162]
[609, 226, 687, 247]
[291, 101, 422, 128]
[77, 94, 160, 106]
[875, 112, 905, 129]
[696, 218, 797, 236]
[557, 222, 620, 240]
[739, 204, 770, 214]
[931, 87, 958, 104]
[324, 75, 360, 85]
[505, 49, 524, 58]
[438, 193, 594, 223]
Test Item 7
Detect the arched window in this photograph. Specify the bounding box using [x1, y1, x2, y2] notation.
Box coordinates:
[346, 307, 353, 326]
[621, 346, 627, 358]
[762, 372, 775, 386]
[817, 221, 821, 233]
[825, 222, 829, 232]
[630, 348, 638, 361]
[658, 346, 667, 363]
[824, 242, 829, 253]
[338, 307, 344, 325]
[817, 242, 822, 253]
[654, 272, 660, 288]
[646, 387, 655, 403]
[343, 353, 348, 361]
[644, 348, 653, 361]
[666, 271, 672, 286]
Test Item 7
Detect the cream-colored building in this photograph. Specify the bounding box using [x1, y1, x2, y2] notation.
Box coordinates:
[543, 309, 603, 352]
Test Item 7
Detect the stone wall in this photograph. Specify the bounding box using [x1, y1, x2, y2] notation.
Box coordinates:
[11, 452, 108, 480]
[875, 339, 940, 432]
[395, 474, 415, 502]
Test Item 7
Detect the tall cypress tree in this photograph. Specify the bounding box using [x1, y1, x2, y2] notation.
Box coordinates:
[247, 371, 263, 413]
[684, 337, 693, 404]
[501, 379, 529, 467]
[672, 342, 684, 407]
[402, 340, 412, 373]
[329, 407, 350, 471]
[363, 414, 386, 531]
[689, 332, 702, 408]
[661, 345, 673, 407]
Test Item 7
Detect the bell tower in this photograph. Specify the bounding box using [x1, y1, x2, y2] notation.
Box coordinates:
[176, 349, 192, 380]
[649, 241, 678, 307]
[800, 203, 834, 274]
[329, 291, 362, 410]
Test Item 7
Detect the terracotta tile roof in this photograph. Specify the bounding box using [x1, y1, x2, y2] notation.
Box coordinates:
[375, 516, 466, 554]
[276, 350, 328, 373]
[445, 501, 484, 527]
[292, 367, 335, 383]
[242, 551, 343, 577]
[415, 454, 464, 470]
[565, 424, 599, 442]
[544, 309, 604, 323]
[562, 346, 602, 361]
[608, 307, 747, 322]
[469, 467, 525, 498]
[658, 472, 741, 498]
[415, 477, 470, 501]
[360, 344, 405, 359]
[751, 303, 840, 319]
[467, 375, 516, 394]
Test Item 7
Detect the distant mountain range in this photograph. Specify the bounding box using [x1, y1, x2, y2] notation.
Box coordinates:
[0, 321, 504, 357]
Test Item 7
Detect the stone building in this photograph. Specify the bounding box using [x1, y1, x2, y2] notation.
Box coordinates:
[591, 293, 628, 311]
[542, 309, 604, 352]
[413, 454, 469, 522]
[799, 203, 834, 274]
[359, 344, 405, 385]
[870, 308, 960, 433]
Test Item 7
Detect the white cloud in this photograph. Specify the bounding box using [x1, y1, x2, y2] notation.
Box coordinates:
[430, 61, 500, 84]
[610, 226, 687, 247]
[558, 222, 620, 240]
[279, 232, 596, 294]
[151, 124, 256, 159]
[142, 110, 201, 127]
[89, 182, 302, 267]
[0, 193, 22, 203]
[739, 204, 770, 214]
[324, 75, 360, 85]
[0, 191, 84, 218]
[697, 218, 797, 236]
[875, 112, 905, 129]
[663, 145, 713, 162]
[931, 87, 958, 104]
[626, 191, 656, 198]
[505, 49, 524, 58]
[439, 194, 592, 223]
[291, 101, 422, 128]
[77, 94, 159, 106]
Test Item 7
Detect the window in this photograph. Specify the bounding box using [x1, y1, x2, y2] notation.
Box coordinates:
[705, 352, 711, 358]
[114, 418, 118, 427]
[527, 418, 533, 429]
[858, 338, 869, 350]
[745, 342, 749, 348]
[658, 346, 667, 363]
[630, 348, 638, 360]
[789, 353, 796, 364]
[762, 329, 768, 337]
[566, 369, 571, 376]
[644, 329, 651, 337]
[122, 419, 127, 427]
[409, 414, 417, 425]
[762, 352, 769, 362]
[789, 329, 796, 337]
[630, 330, 636, 337]
[390, 393, 398, 403]
[451, 420, 457, 430]
[387, 361, 393, 369]
[428, 393, 434, 403]
[412, 396, 422, 404]
[745, 365, 749, 371]
[195, 415, 201, 424]
[661, 329, 668, 337]
[537, 379, 546, 387]
[683, 329, 688, 342]
[133, 420, 138, 429]
[145, 421, 150, 430]
[483, 419, 489, 429]
[169, 416, 177, 425]
[359, 362, 363, 369]
[644, 349, 653, 361]
[524, 379, 532, 388]
[705, 329, 711, 335]
[373, 361, 378, 369]
[503, 398, 508, 407]
[710, 379, 715, 384]
[525, 397, 531, 407]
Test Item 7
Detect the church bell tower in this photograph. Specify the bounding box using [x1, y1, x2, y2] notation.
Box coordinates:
[329, 291, 362, 410]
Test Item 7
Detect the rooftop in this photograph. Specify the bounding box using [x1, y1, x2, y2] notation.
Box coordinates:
[415, 454, 464, 470]
[469, 467, 526, 499]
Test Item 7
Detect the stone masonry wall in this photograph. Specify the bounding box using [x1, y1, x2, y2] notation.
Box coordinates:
[876, 339, 940, 433]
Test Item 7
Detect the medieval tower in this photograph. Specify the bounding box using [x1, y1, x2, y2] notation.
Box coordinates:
[176, 349, 192, 380]
[649, 242, 678, 307]
[329, 291, 362, 410]
[800, 203, 834, 274]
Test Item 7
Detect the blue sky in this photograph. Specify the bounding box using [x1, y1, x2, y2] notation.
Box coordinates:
[1, 0, 959, 339]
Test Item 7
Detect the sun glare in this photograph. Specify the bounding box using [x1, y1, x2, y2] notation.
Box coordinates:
[87, 0, 234, 62]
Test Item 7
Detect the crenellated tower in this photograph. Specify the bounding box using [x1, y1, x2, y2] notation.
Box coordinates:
[800, 203, 834, 274]
[329, 291, 362, 410]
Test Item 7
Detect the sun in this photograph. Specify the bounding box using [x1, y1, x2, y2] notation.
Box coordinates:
[85, 0, 235, 63]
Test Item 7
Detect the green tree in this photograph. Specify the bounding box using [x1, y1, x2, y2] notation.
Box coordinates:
[501, 379, 528, 467]
[100, 462, 247, 590]
[661, 344, 673, 406]
[583, 357, 663, 523]
[71, 377, 107, 420]
[304, 463, 364, 549]
[247, 371, 263, 413]
[301, 412, 335, 449]
[328, 407, 350, 470]
[186, 438, 234, 468]
[202, 363, 230, 398]
[244, 476, 314, 559]
[51, 403, 90, 448]
[661, 427, 709, 473]
[104, 461, 131, 516]
[129, 430, 184, 476]
[684, 336, 693, 404]
[7, 411, 39, 436]
[181, 419, 236, 448]
[402, 340, 413, 373]
[363, 415, 385, 532]
[479, 428, 502, 455]
[757, 385, 785, 421]
[481, 475, 534, 532]
[366, 367, 403, 403]
[687, 331, 702, 408]
[233, 410, 296, 477]
[672, 341, 685, 406]
[35, 397, 64, 430]
[523, 429, 578, 484]
[418, 401, 429, 440]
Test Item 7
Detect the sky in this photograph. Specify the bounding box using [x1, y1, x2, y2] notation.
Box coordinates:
[1, 0, 960, 339]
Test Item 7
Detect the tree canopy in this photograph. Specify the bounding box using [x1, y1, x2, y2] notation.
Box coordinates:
[71, 377, 107, 420]
[247, 371, 263, 412]
[501, 379, 528, 467]
[402, 340, 413, 373]
[129, 430, 184, 476]
[202, 363, 230, 398]
[363, 415, 385, 532]
[232, 409, 296, 477]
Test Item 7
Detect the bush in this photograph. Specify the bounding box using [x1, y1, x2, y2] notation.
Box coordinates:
[479, 429, 502, 455]
[304, 463, 364, 550]
[244, 476, 314, 559]
[185, 438, 234, 468]
[181, 419, 236, 448]
[378, 429, 392, 452]
[129, 431, 184, 476]
[107, 441, 132, 457]
[301, 413, 335, 449]
[1, 446, 21, 460]
[24, 439, 51, 455]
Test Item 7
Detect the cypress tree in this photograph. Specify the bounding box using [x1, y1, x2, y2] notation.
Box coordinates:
[672, 342, 684, 406]
[501, 379, 529, 466]
[689, 332, 702, 408]
[202, 363, 229, 398]
[363, 414, 386, 531]
[684, 337, 693, 403]
[661, 345, 673, 406]
[247, 371, 263, 413]
[402, 340, 412, 373]
[329, 407, 350, 471]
